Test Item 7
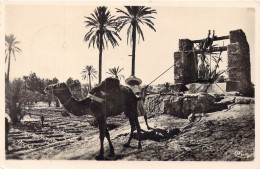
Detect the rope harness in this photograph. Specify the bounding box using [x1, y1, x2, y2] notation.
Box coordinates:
[63, 97, 72, 106]
[87, 93, 104, 103]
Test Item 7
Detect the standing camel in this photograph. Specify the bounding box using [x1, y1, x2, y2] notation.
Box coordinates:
[44, 77, 142, 160]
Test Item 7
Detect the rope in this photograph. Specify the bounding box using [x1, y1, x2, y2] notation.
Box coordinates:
[214, 82, 225, 93]
[63, 97, 72, 106]
[87, 93, 104, 103]
[147, 64, 175, 87]
[146, 51, 192, 87]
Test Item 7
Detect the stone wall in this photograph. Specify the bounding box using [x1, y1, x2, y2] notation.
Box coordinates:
[144, 93, 226, 119]
[174, 39, 197, 84]
[144, 93, 254, 119]
[226, 29, 253, 96]
[173, 29, 253, 96]
[173, 52, 184, 84]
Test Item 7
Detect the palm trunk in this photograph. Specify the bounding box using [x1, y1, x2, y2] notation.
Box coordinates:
[98, 32, 103, 84]
[131, 23, 137, 76]
[88, 73, 91, 90]
[7, 49, 11, 83]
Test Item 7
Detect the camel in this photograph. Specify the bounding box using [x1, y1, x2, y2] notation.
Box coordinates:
[44, 77, 142, 160]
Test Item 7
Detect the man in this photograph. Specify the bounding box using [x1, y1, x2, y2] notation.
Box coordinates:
[41, 114, 44, 127]
[130, 85, 151, 130]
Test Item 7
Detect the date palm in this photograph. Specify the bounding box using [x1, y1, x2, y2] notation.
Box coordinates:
[116, 6, 157, 76]
[81, 65, 97, 90]
[5, 34, 22, 83]
[84, 6, 121, 84]
[106, 66, 125, 80]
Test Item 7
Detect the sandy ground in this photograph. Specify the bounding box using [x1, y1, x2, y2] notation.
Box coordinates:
[6, 103, 254, 161]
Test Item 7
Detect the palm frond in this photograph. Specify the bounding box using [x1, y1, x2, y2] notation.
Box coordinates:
[136, 24, 145, 41]
[81, 65, 97, 82]
[116, 8, 131, 17]
[106, 66, 124, 80]
[84, 6, 121, 50]
[5, 34, 22, 65]
[116, 6, 156, 45]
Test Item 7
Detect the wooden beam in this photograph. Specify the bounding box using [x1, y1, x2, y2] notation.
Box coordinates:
[192, 35, 230, 43]
[185, 46, 227, 54]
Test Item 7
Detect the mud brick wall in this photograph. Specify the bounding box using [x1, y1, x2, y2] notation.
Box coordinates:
[227, 29, 253, 96]
[174, 39, 197, 84]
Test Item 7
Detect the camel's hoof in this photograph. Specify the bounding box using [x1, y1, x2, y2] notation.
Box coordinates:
[95, 154, 105, 160]
[107, 152, 115, 158]
[123, 143, 130, 148]
[147, 126, 152, 130]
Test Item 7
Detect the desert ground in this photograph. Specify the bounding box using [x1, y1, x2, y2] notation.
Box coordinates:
[6, 98, 254, 161]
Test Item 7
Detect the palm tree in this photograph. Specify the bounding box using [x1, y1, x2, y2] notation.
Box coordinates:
[5, 34, 22, 83]
[81, 65, 97, 90]
[106, 66, 125, 80]
[84, 6, 121, 84]
[116, 6, 157, 76]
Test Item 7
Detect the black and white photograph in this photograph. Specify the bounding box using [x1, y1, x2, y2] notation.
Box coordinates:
[1, 1, 259, 168]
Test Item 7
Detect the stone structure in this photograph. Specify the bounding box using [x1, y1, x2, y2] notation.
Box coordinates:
[144, 93, 254, 119]
[226, 29, 253, 96]
[174, 39, 197, 85]
[173, 29, 253, 96]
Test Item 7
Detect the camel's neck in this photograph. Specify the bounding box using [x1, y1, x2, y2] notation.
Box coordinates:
[54, 91, 72, 105]
[54, 92, 90, 116]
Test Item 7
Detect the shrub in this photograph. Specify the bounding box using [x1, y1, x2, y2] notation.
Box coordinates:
[5, 79, 27, 124]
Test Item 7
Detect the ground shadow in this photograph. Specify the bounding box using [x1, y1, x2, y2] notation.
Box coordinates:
[132, 128, 181, 142]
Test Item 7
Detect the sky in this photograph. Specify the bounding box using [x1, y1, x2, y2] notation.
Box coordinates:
[5, 4, 255, 86]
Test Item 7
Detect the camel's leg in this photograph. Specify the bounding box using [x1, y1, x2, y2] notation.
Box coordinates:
[105, 128, 115, 157]
[123, 117, 135, 148]
[95, 117, 106, 160]
[144, 115, 151, 130]
[5, 133, 8, 151]
[134, 117, 142, 149]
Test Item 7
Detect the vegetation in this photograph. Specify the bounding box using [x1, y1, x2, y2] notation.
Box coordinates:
[81, 83, 89, 98]
[5, 34, 22, 83]
[198, 52, 226, 83]
[6, 79, 30, 124]
[106, 66, 125, 80]
[84, 6, 121, 83]
[116, 6, 157, 76]
[5, 72, 61, 124]
[24, 72, 45, 94]
[81, 65, 97, 90]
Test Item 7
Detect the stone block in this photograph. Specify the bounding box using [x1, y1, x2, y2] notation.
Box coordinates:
[226, 81, 238, 92]
[227, 67, 251, 82]
[230, 29, 249, 47]
[182, 52, 197, 83]
[174, 38, 197, 84]
[179, 39, 193, 51]
[227, 29, 252, 96]
[174, 52, 184, 84]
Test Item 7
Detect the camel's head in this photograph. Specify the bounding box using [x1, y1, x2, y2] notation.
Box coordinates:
[44, 82, 71, 96]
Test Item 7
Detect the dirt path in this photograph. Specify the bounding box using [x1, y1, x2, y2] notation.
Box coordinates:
[6, 103, 254, 161]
